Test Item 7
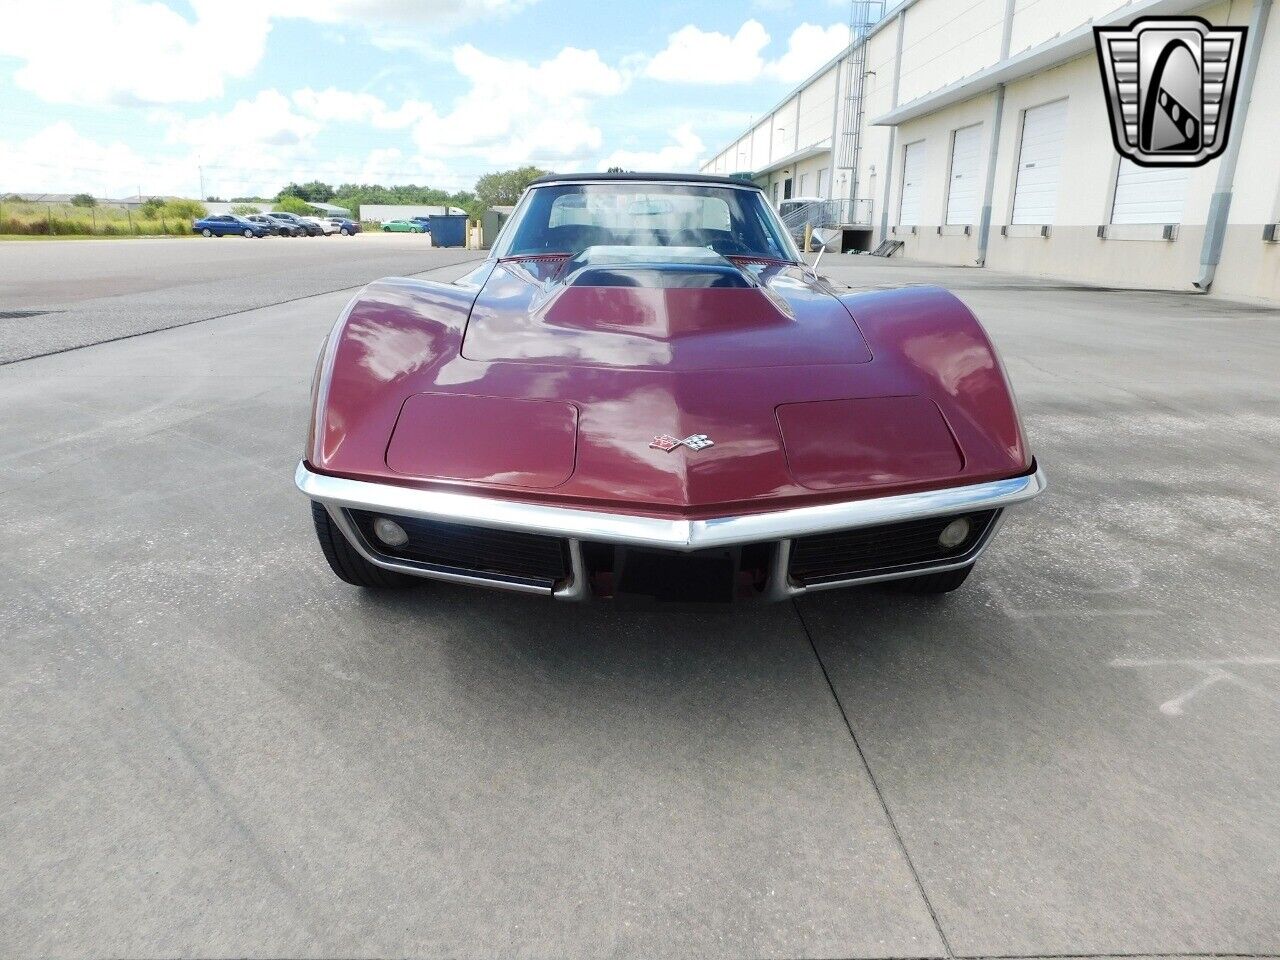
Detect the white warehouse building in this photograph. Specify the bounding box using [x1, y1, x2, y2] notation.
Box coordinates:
[702, 0, 1280, 301]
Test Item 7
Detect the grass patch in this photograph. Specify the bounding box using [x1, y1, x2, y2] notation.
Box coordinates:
[0, 199, 204, 237]
[0, 233, 200, 241]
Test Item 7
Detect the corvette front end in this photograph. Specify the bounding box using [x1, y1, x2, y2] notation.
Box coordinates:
[298, 173, 1045, 602]
[298, 460, 1045, 601]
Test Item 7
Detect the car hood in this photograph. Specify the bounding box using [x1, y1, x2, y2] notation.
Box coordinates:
[461, 252, 873, 370]
[313, 259, 1029, 515]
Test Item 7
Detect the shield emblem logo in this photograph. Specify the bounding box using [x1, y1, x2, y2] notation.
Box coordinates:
[1094, 16, 1247, 167]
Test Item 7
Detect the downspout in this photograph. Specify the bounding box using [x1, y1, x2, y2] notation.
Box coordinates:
[1194, 0, 1271, 292]
[878, 11, 907, 245]
[976, 0, 1018, 266]
[828, 52, 844, 201]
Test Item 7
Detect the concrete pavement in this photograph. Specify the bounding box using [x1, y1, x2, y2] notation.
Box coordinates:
[0, 234, 477, 363]
[0, 249, 1277, 958]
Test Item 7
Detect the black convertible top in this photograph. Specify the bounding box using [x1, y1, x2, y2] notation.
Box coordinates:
[528, 172, 761, 189]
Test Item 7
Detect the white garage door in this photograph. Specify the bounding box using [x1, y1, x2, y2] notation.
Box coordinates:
[899, 140, 925, 226]
[946, 124, 982, 225]
[1012, 99, 1067, 225]
[1111, 159, 1190, 224]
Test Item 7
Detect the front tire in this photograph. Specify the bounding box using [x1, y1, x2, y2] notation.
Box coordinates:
[243, 229, 254, 238]
[340, 227, 351, 236]
[889, 564, 974, 594]
[311, 502, 415, 589]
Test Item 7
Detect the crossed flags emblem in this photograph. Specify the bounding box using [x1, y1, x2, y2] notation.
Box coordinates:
[649, 434, 715, 452]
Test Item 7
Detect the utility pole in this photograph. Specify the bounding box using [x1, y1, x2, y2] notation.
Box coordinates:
[198, 165, 205, 201]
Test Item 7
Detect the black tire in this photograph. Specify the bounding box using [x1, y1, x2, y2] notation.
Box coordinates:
[242, 229, 253, 238]
[889, 564, 974, 594]
[340, 227, 351, 236]
[201, 228, 212, 237]
[310, 501, 416, 589]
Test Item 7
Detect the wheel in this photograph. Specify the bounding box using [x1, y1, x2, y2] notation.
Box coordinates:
[412, 227, 421, 233]
[201, 228, 212, 237]
[340, 227, 351, 236]
[889, 564, 974, 594]
[310, 501, 416, 589]
[383, 226, 391, 232]
[243, 229, 253, 238]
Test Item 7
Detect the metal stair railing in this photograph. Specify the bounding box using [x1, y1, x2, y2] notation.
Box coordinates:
[780, 199, 874, 233]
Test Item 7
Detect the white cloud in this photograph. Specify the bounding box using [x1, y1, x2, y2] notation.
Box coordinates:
[645, 21, 770, 84]
[257, 0, 536, 25]
[0, 0, 541, 107]
[0, 0, 270, 106]
[408, 45, 625, 167]
[644, 19, 850, 86]
[599, 124, 705, 173]
[291, 88, 434, 131]
[764, 22, 850, 83]
[0, 122, 195, 197]
[168, 91, 321, 150]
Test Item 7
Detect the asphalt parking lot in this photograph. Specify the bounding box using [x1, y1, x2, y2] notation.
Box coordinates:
[2, 239, 1278, 958]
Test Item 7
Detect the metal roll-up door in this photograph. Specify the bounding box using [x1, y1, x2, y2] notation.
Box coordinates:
[899, 140, 925, 227]
[1111, 159, 1190, 224]
[946, 124, 982, 225]
[1012, 99, 1067, 225]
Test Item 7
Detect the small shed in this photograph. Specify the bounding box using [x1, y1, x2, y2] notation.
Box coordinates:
[481, 205, 516, 249]
[310, 201, 353, 217]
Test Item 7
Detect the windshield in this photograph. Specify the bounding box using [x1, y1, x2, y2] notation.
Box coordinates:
[497, 182, 800, 262]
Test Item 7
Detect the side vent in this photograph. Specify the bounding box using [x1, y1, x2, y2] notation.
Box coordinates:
[1162, 224, 1179, 241]
[1263, 223, 1280, 243]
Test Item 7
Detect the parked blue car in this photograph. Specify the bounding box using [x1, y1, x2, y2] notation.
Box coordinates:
[193, 214, 269, 238]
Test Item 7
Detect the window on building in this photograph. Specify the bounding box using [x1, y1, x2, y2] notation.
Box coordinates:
[816, 168, 827, 197]
[798, 173, 808, 195]
[1111, 159, 1190, 224]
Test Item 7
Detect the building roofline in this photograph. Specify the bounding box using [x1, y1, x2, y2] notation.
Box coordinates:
[700, 1, 912, 171]
[872, 0, 1206, 126]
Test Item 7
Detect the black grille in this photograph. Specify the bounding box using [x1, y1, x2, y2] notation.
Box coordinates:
[789, 510, 999, 586]
[348, 510, 570, 585]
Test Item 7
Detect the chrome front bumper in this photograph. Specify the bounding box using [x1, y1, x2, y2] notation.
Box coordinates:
[296, 460, 1047, 600]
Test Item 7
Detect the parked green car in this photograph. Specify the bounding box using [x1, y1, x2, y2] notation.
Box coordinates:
[381, 219, 424, 233]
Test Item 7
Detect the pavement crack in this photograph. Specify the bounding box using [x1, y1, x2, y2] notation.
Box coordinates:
[791, 598, 956, 960]
[0, 257, 485, 367]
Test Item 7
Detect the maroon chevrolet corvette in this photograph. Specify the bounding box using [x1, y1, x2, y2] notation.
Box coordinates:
[297, 173, 1045, 602]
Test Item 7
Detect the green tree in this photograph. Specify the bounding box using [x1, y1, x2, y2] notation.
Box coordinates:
[606, 166, 628, 174]
[161, 198, 207, 220]
[70, 193, 97, 208]
[278, 181, 335, 203]
[231, 203, 262, 215]
[275, 194, 317, 215]
[474, 166, 550, 210]
[140, 198, 166, 218]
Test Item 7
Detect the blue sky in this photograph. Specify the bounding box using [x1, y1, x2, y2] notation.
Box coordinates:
[0, 0, 855, 199]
